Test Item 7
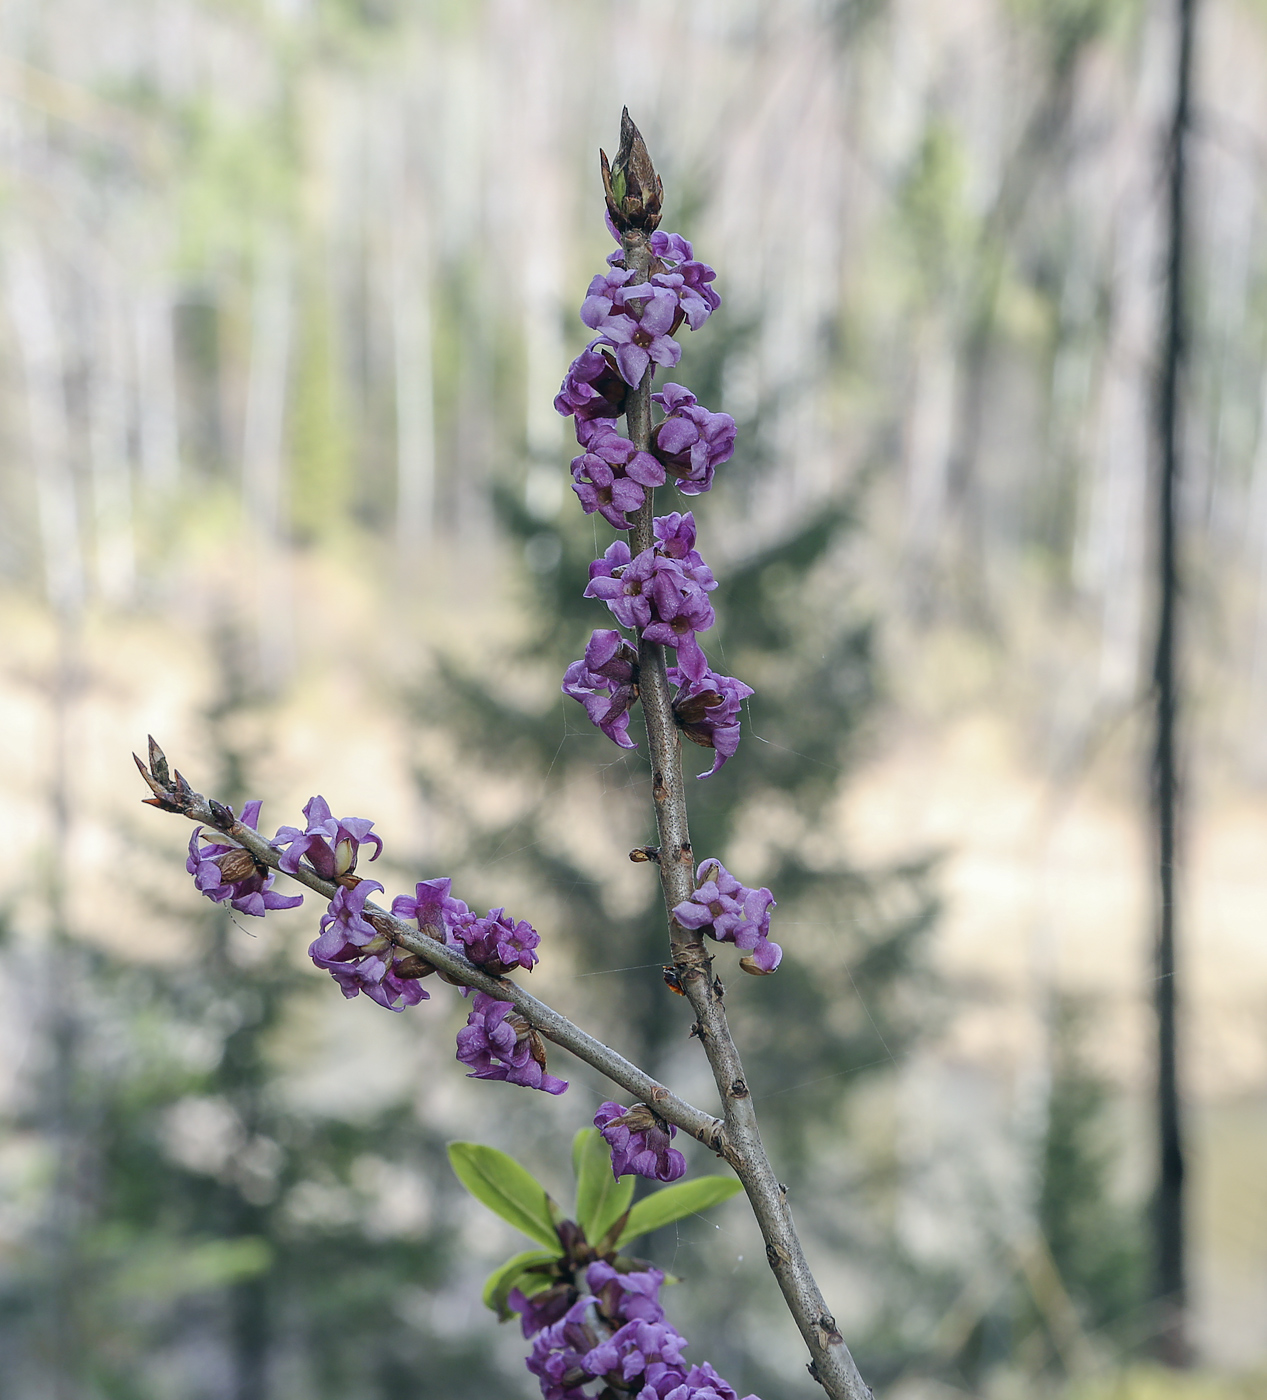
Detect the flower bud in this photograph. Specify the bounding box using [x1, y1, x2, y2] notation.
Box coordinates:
[600, 108, 663, 234]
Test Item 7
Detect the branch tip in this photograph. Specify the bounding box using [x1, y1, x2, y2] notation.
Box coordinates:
[600, 108, 662, 234]
[147, 735, 171, 788]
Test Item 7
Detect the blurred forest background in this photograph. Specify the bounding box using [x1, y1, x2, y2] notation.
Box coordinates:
[1, 1, 1265, 1398]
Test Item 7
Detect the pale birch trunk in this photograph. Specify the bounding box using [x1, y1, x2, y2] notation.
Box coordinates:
[241, 240, 294, 689]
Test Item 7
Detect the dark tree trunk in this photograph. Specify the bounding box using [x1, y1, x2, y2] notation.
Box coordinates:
[1151, 0, 1196, 1367]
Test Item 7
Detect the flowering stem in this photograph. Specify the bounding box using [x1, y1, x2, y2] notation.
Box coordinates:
[619, 234, 872, 1400]
[136, 753, 725, 1151]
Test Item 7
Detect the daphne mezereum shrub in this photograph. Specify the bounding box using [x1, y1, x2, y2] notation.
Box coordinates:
[137, 111, 873, 1400]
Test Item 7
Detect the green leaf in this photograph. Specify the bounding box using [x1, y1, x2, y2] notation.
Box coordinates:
[447, 1142, 564, 1252]
[616, 1176, 744, 1248]
[572, 1128, 635, 1245]
[481, 1249, 560, 1320]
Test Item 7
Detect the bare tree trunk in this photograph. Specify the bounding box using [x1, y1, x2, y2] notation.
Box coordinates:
[241, 241, 294, 690]
[89, 269, 136, 605]
[135, 286, 182, 491]
[6, 235, 88, 1400]
[7, 240, 84, 614]
[1151, 0, 1196, 1368]
[390, 212, 436, 557]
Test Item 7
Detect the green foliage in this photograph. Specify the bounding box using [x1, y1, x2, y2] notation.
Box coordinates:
[289, 276, 353, 542]
[615, 1176, 744, 1250]
[481, 1249, 561, 1321]
[446, 1142, 564, 1252]
[450, 1131, 739, 1282]
[1037, 996, 1145, 1341]
[572, 1128, 635, 1246]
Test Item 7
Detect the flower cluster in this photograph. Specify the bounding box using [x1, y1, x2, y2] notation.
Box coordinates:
[672, 860, 781, 975]
[450, 908, 541, 976]
[561, 629, 640, 749]
[392, 877, 540, 977]
[186, 801, 304, 918]
[584, 514, 716, 682]
[554, 339, 628, 421]
[183, 799, 563, 1079]
[554, 231, 729, 533]
[669, 664, 753, 779]
[522, 1262, 757, 1400]
[308, 879, 432, 1012]
[570, 418, 665, 530]
[457, 993, 568, 1095]
[651, 384, 736, 495]
[275, 795, 382, 879]
[594, 1101, 686, 1182]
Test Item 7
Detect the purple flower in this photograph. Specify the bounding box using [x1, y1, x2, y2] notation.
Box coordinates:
[651, 512, 718, 593]
[585, 1261, 666, 1326]
[509, 1284, 577, 1340]
[602, 288, 682, 388]
[185, 801, 303, 917]
[450, 907, 540, 975]
[582, 1317, 690, 1395]
[307, 879, 432, 1011]
[457, 993, 568, 1095]
[310, 879, 382, 956]
[649, 230, 722, 329]
[671, 861, 781, 974]
[641, 585, 715, 684]
[667, 1365, 760, 1400]
[390, 876, 470, 939]
[584, 542, 661, 631]
[668, 665, 754, 778]
[584, 521, 717, 682]
[579, 266, 642, 329]
[274, 795, 383, 879]
[651, 384, 736, 495]
[580, 269, 683, 388]
[594, 1102, 687, 1182]
[562, 629, 640, 750]
[649, 230, 694, 264]
[526, 1295, 601, 1400]
[570, 420, 666, 530]
[554, 340, 629, 421]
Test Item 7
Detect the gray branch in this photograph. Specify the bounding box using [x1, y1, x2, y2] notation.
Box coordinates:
[134, 747, 725, 1153]
[621, 221, 873, 1400]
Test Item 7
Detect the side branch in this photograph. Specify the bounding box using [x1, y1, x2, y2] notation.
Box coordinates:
[134, 748, 725, 1155]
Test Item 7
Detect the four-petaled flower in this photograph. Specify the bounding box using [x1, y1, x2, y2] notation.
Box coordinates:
[562, 629, 640, 749]
[570, 419, 666, 530]
[584, 521, 717, 683]
[649, 230, 721, 329]
[390, 876, 471, 939]
[185, 800, 304, 917]
[651, 384, 736, 495]
[275, 795, 383, 879]
[594, 1101, 687, 1182]
[671, 860, 781, 974]
[457, 993, 568, 1094]
[669, 664, 754, 778]
[581, 268, 683, 388]
[449, 907, 541, 976]
[554, 339, 629, 421]
[308, 880, 433, 1012]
